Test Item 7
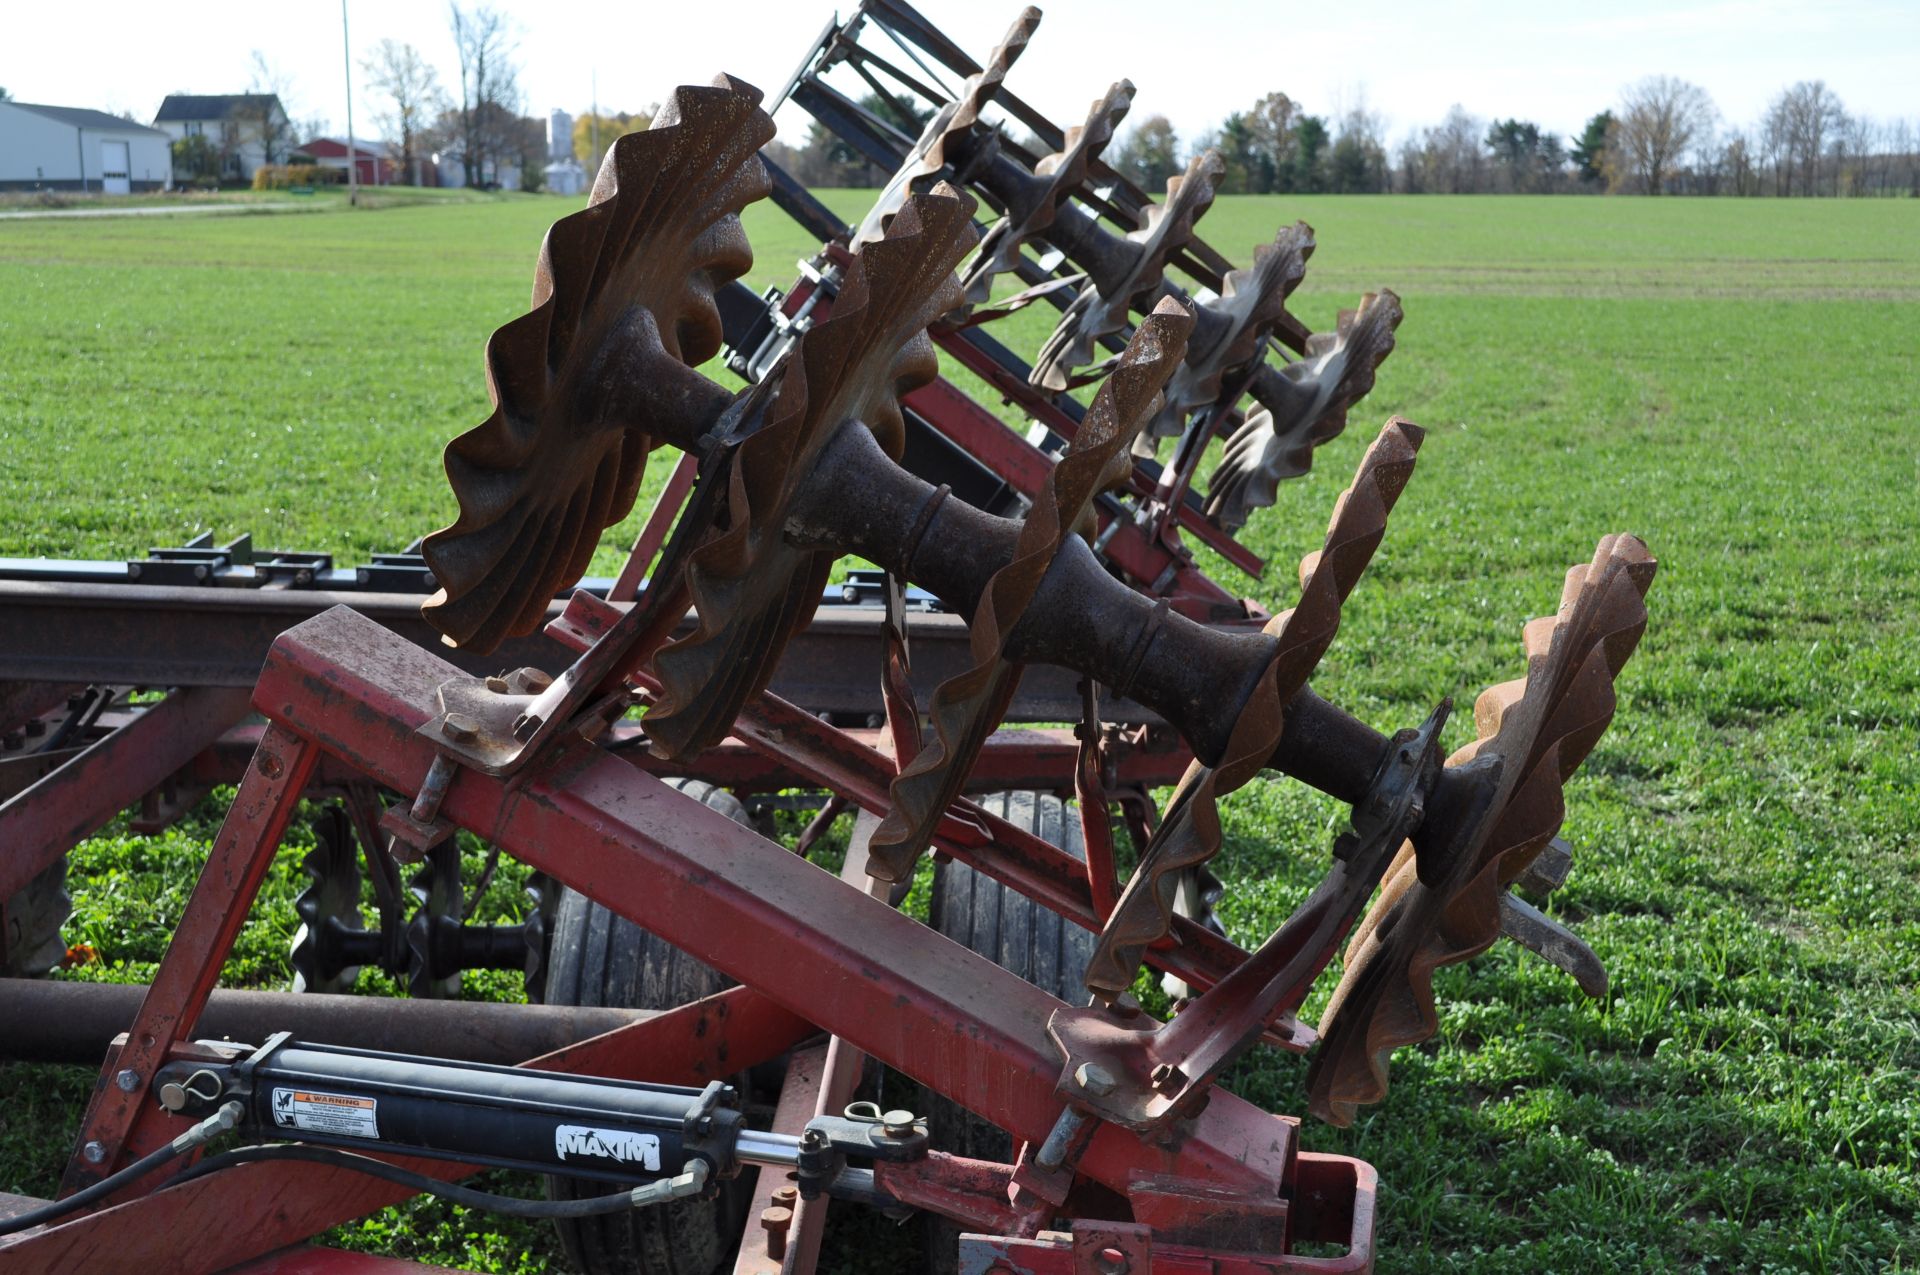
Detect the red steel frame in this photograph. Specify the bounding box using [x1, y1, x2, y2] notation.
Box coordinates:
[1, 603, 1374, 1272]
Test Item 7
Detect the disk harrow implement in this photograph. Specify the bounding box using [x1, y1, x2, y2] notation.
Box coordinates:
[770, 0, 1407, 600]
[0, 8, 1660, 1275]
[1308, 534, 1656, 1126]
[958, 78, 1136, 306]
[404, 62, 1649, 1232]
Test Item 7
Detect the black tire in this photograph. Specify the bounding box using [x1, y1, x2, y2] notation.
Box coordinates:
[923, 792, 1090, 1263]
[543, 778, 753, 1275]
[1, 857, 71, 977]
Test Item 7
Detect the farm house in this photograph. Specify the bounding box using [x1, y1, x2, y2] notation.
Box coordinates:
[0, 101, 171, 193]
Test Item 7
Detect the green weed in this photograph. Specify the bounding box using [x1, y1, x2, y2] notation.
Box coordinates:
[0, 192, 1915, 1271]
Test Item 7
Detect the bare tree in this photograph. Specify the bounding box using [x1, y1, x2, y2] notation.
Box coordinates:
[1421, 104, 1486, 193]
[363, 40, 441, 186]
[1721, 131, 1758, 196]
[1688, 115, 1722, 195]
[1608, 75, 1715, 194]
[1891, 118, 1920, 197]
[449, 4, 520, 187]
[1768, 80, 1846, 196]
[1831, 114, 1868, 195]
[239, 51, 297, 167]
[1394, 133, 1425, 193]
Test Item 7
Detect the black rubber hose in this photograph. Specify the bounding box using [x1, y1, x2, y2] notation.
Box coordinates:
[0, 1102, 242, 1237]
[170, 1143, 690, 1220]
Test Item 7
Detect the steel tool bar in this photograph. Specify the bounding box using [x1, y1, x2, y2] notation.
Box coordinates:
[251, 605, 1302, 1201]
[0, 582, 1143, 724]
[0, 980, 658, 1066]
[0, 685, 253, 903]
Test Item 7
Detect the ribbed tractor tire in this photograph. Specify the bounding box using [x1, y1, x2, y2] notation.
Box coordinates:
[923, 791, 1092, 1266]
[1, 857, 72, 977]
[543, 778, 753, 1275]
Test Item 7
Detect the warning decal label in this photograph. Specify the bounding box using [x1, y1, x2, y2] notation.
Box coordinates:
[270, 1088, 380, 1140]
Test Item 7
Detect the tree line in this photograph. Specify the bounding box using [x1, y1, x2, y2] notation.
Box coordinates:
[1106, 76, 1918, 197]
[783, 76, 1916, 197]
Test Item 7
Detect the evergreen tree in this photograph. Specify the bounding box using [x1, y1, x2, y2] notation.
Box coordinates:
[1570, 111, 1614, 184]
[1287, 115, 1329, 193]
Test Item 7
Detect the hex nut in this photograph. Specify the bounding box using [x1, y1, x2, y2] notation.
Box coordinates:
[114, 1068, 140, 1092]
[1074, 1062, 1118, 1096]
[441, 712, 480, 742]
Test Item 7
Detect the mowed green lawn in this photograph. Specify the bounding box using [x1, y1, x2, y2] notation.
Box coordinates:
[1, 192, 1916, 1273]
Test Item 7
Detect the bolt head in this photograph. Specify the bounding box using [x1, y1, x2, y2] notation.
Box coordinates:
[1149, 1063, 1186, 1094]
[82, 1140, 106, 1164]
[517, 668, 554, 693]
[114, 1068, 140, 1092]
[256, 750, 284, 778]
[512, 712, 541, 741]
[1074, 1062, 1118, 1096]
[442, 712, 480, 742]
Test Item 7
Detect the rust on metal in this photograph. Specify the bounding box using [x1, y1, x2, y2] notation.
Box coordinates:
[1083, 419, 1423, 1000]
[1308, 534, 1656, 1125]
[1204, 290, 1404, 532]
[865, 296, 1194, 882]
[645, 186, 978, 759]
[1029, 149, 1224, 392]
[1139, 221, 1313, 447]
[851, 6, 1040, 251]
[959, 79, 1135, 306]
[420, 77, 774, 652]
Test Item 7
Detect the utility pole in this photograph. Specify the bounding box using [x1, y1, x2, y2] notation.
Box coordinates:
[342, 0, 359, 205]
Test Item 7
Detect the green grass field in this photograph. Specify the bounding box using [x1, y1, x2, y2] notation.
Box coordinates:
[1, 190, 1916, 1273]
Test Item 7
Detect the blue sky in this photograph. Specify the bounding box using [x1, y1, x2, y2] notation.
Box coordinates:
[6, 0, 1915, 148]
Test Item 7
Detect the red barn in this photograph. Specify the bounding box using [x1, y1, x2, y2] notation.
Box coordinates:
[300, 137, 395, 186]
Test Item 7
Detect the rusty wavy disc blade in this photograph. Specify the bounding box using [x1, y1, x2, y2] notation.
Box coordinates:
[1307, 534, 1656, 1126]
[1030, 149, 1225, 392]
[419, 76, 774, 654]
[851, 6, 1039, 251]
[1141, 221, 1313, 442]
[864, 297, 1195, 884]
[644, 187, 978, 760]
[1081, 419, 1424, 998]
[959, 79, 1134, 306]
[1204, 289, 1403, 532]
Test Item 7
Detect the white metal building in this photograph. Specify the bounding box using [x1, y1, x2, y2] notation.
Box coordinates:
[0, 102, 172, 193]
